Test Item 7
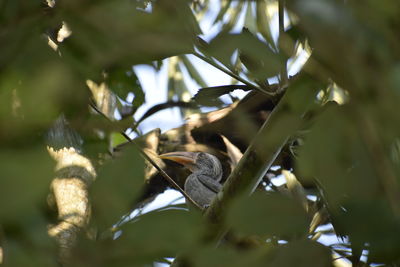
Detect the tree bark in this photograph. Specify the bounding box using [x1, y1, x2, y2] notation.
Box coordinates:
[46, 116, 96, 265]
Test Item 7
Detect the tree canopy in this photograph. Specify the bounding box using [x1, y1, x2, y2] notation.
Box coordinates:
[1, 0, 400, 266]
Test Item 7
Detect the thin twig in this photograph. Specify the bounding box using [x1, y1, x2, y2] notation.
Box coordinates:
[89, 101, 203, 210]
[192, 51, 275, 96]
[278, 0, 288, 89]
[120, 131, 202, 210]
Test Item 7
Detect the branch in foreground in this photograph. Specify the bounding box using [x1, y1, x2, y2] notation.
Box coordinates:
[46, 115, 97, 264]
[204, 76, 317, 238]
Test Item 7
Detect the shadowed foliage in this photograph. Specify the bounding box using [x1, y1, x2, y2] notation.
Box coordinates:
[1, 0, 400, 266]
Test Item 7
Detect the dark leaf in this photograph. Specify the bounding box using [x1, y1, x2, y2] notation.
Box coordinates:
[91, 146, 144, 229]
[106, 68, 144, 108]
[193, 85, 251, 106]
[227, 192, 309, 238]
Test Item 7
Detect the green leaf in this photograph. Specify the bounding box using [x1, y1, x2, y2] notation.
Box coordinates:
[59, 0, 197, 71]
[206, 30, 282, 79]
[256, 0, 276, 49]
[4, 209, 58, 267]
[213, 0, 233, 25]
[227, 192, 309, 238]
[0, 146, 53, 222]
[0, 32, 89, 142]
[244, 1, 257, 34]
[335, 200, 400, 263]
[191, 245, 270, 267]
[193, 85, 251, 106]
[266, 240, 331, 267]
[297, 104, 379, 206]
[106, 68, 144, 105]
[180, 55, 208, 88]
[73, 209, 203, 265]
[110, 132, 128, 148]
[91, 146, 144, 229]
[119, 209, 203, 258]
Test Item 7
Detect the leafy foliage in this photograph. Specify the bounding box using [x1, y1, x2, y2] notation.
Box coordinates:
[2, 0, 400, 266]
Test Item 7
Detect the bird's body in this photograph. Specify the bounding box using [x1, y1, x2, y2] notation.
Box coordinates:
[159, 152, 223, 208]
[184, 173, 221, 207]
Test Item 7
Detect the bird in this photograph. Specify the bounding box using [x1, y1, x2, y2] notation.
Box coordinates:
[159, 151, 223, 208]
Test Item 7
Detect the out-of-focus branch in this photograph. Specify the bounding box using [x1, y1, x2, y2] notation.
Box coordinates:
[355, 109, 400, 218]
[46, 115, 96, 265]
[278, 0, 288, 89]
[204, 81, 312, 239]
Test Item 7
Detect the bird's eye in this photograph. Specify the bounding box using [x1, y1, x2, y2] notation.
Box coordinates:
[197, 152, 206, 159]
[197, 152, 210, 163]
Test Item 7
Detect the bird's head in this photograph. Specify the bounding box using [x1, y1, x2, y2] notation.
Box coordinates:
[159, 151, 222, 181]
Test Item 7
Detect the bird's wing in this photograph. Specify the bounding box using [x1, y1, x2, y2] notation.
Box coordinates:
[197, 175, 222, 193]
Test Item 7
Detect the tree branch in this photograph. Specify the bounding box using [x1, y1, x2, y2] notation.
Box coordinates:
[278, 0, 288, 89]
[46, 115, 96, 264]
[204, 78, 314, 239]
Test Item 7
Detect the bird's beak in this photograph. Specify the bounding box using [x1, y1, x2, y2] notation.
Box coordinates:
[159, 151, 197, 170]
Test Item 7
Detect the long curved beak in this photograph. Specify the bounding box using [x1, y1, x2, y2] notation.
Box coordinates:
[159, 151, 197, 170]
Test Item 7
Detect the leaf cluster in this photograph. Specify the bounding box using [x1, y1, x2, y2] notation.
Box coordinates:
[2, 0, 400, 266]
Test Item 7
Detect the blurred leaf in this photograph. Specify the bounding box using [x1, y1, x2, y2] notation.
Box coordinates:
[193, 85, 251, 106]
[119, 209, 203, 258]
[282, 170, 308, 211]
[59, 0, 198, 72]
[82, 112, 134, 136]
[286, 0, 393, 92]
[0, 1, 45, 69]
[180, 55, 208, 88]
[0, 146, 53, 222]
[91, 146, 144, 229]
[192, 239, 330, 267]
[244, 1, 257, 33]
[227, 192, 309, 238]
[106, 68, 144, 109]
[0, 36, 88, 142]
[266, 240, 331, 267]
[256, 0, 276, 49]
[87, 79, 118, 120]
[4, 218, 58, 267]
[212, 0, 233, 25]
[191, 245, 270, 267]
[137, 101, 198, 124]
[221, 135, 243, 168]
[206, 29, 282, 79]
[166, 56, 196, 117]
[335, 200, 400, 264]
[110, 132, 128, 148]
[72, 209, 203, 265]
[297, 104, 379, 206]
[221, 1, 245, 32]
